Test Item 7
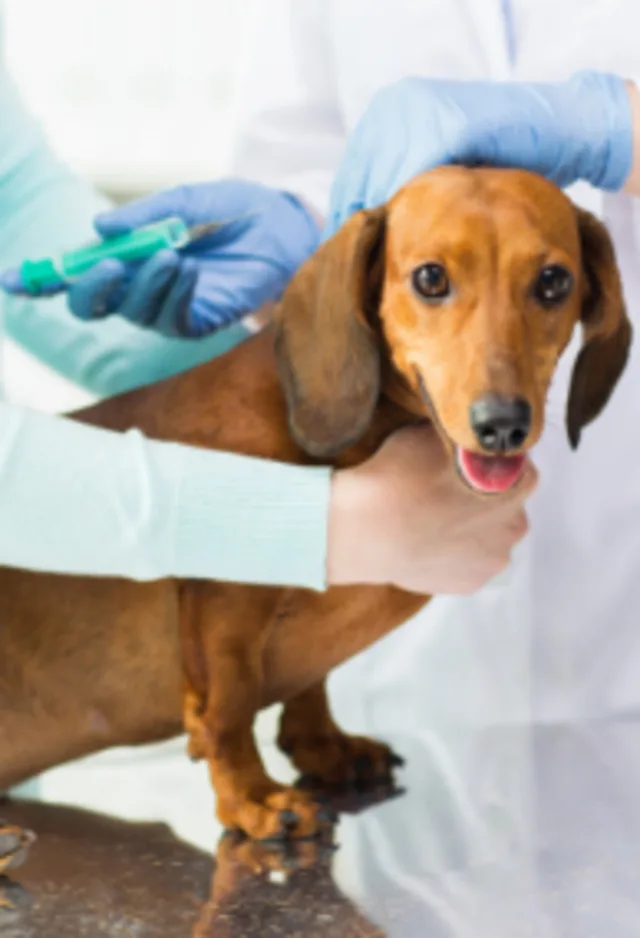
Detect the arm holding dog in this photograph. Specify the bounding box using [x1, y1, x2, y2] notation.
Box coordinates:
[325, 72, 639, 237]
[0, 386, 527, 594]
[0, 402, 330, 588]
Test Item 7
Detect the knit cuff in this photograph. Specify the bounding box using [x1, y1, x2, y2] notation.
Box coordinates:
[173, 446, 331, 590]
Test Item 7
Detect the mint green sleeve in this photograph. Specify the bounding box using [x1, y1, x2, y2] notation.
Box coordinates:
[0, 55, 247, 397]
[0, 402, 331, 588]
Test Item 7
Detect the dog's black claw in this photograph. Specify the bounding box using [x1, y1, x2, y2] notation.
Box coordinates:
[279, 809, 299, 830]
[317, 806, 339, 825]
[318, 842, 340, 863]
[261, 827, 297, 845]
[296, 774, 321, 791]
[261, 840, 285, 855]
[323, 839, 340, 852]
[260, 834, 286, 845]
[388, 786, 407, 801]
[353, 754, 374, 776]
[389, 752, 405, 768]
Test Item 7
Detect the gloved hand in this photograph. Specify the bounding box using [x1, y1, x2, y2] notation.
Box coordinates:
[3, 180, 320, 337]
[325, 71, 633, 238]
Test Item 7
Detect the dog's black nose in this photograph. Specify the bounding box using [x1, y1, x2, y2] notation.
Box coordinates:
[469, 395, 532, 453]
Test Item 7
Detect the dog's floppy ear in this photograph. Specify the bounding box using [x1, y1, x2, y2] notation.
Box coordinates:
[274, 207, 386, 458]
[566, 208, 632, 449]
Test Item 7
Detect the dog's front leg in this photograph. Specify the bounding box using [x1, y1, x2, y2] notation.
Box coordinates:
[278, 680, 404, 790]
[180, 583, 331, 840]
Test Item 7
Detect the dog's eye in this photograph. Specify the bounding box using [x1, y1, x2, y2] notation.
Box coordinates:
[412, 263, 450, 300]
[533, 265, 573, 307]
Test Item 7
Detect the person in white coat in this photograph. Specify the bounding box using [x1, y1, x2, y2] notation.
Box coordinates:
[220, 0, 640, 727]
[183, 2, 640, 929]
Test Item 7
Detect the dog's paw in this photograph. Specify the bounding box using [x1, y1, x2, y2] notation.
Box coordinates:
[217, 785, 335, 841]
[217, 828, 338, 876]
[0, 823, 35, 875]
[281, 731, 405, 790]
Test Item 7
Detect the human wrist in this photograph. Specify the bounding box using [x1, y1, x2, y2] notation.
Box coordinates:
[326, 465, 380, 587]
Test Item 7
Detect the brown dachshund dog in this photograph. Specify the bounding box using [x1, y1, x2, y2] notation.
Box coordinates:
[0, 167, 631, 842]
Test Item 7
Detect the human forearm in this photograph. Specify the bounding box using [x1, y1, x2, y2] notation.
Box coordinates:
[0, 402, 331, 588]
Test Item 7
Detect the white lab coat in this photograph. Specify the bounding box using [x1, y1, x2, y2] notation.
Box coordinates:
[230, 4, 640, 931]
[231, 0, 640, 731]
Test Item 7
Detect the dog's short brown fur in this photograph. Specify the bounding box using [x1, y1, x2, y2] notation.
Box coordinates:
[0, 168, 631, 840]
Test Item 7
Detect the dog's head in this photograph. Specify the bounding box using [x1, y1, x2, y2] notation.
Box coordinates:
[274, 167, 632, 493]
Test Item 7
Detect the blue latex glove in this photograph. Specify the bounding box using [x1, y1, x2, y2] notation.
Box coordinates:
[325, 71, 633, 238]
[2, 180, 320, 337]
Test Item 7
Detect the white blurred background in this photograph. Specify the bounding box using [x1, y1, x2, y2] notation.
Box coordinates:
[2, 0, 285, 851]
[4, 0, 251, 199]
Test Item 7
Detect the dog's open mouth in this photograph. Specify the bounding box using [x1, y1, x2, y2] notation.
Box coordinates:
[455, 447, 526, 494]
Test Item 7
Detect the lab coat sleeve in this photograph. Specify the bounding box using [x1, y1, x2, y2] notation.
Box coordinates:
[0, 401, 331, 588]
[230, 0, 344, 220]
[0, 62, 249, 399]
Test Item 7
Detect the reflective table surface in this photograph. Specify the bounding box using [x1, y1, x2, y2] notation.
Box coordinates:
[3, 719, 640, 937]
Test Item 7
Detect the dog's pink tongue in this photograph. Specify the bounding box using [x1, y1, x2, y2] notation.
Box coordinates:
[458, 448, 525, 493]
